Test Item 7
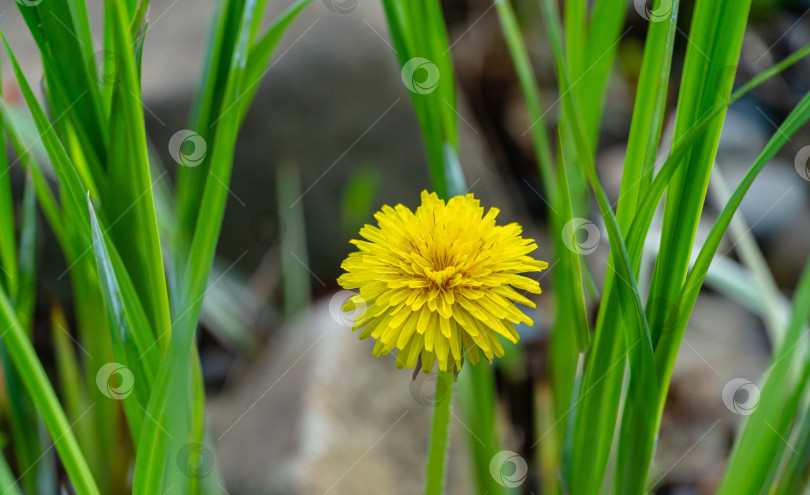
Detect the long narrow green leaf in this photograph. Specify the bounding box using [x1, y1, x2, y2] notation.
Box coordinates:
[87, 194, 163, 441]
[1, 33, 91, 248]
[624, 42, 810, 274]
[51, 303, 103, 488]
[237, 0, 313, 125]
[652, 89, 810, 494]
[646, 0, 751, 350]
[540, 1, 658, 492]
[105, 0, 172, 345]
[775, 404, 810, 494]
[0, 450, 21, 495]
[0, 90, 17, 295]
[134, 1, 262, 491]
[717, 255, 810, 493]
[0, 288, 99, 495]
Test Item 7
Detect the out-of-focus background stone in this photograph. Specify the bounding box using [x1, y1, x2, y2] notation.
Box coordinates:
[208, 298, 474, 494]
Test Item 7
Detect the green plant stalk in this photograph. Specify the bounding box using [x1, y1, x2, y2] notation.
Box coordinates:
[540, 1, 658, 492]
[278, 164, 311, 318]
[424, 370, 453, 495]
[0, 452, 20, 495]
[565, 1, 679, 489]
[0, 291, 99, 495]
[378, 2, 503, 493]
[106, 0, 172, 345]
[646, 0, 751, 349]
[656, 88, 810, 494]
[52, 304, 106, 491]
[774, 405, 810, 494]
[458, 360, 504, 495]
[718, 255, 810, 492]
[577, 0, 628, 152]
[135, 1, 261, 490]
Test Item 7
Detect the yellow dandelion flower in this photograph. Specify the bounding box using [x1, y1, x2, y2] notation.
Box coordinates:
[337, 191, 548, 374]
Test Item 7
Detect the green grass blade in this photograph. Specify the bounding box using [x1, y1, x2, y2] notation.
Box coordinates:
[177, 0, 247, 249]
[278, 164, 311, 318]
[458, 361, 505, 495]
[1, 33, 91, 247]
[717, 257, 810, 493]
[134, 1, 261, 491]
[0, 451, 21, 495]
[51, 304, 103, 485]
[625, 42, 810, 276]
[0, 343, 44, 495]
[774, 405, 810, 494]
[493, 0, 595, 448]
[617, 0, 679, 233]
[657, 87, 810, 401]
[0, 288, 99, 495]
[16, 174, 38, 330]
[647, 89, 810, 494]
[380, 0, 461, 196]
[87, 194, 163, 436]
[540, 0, 658, 491]
[105, 0, 172, 343]
[577, 0, 628, 150]
[237, 0, 312, 125]
[0, 101, 17, 296]
[645, 0, 751, 349]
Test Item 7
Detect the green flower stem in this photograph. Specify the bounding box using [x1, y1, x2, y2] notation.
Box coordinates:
[424, 370, 454, 495]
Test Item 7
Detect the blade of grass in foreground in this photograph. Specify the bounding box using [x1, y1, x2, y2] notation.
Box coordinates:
[105, 0, 172, 348]
[718, 256, 810, 494]
[134, 1, 260, 491]
[656, 88, 810, 494]
[0, 450, 20, 495]
[0, 289, 99, 495]
[539, 1, 657, 492]
[646, 0, 751, 349]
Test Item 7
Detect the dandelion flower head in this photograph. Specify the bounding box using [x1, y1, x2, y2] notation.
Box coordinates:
[337, 191, 548, 374]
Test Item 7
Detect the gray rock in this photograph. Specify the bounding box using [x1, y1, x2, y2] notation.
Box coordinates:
[208, 297, 474, 494]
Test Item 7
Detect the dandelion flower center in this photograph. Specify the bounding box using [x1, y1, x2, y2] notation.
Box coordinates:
[337, 191, 548, 373]
[424, 266, 458, 288]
